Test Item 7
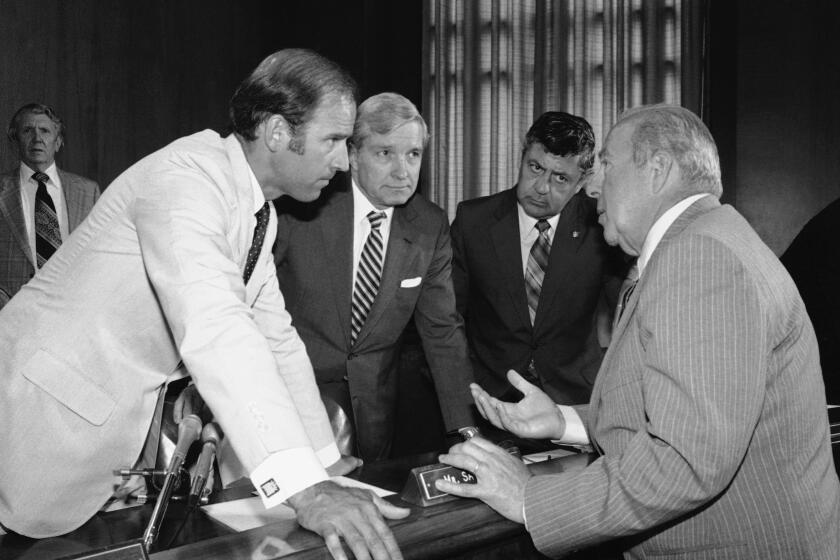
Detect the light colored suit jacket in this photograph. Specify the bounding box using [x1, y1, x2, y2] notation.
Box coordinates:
[274, 179, 474, 461]
[524, 197, 840, 558]
[0, 168, 99, 306]
[0, 131, 334, 537]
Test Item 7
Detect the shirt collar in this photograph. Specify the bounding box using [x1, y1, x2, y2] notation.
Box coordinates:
[352, 178, 393, 225]
[638, 193, 710, 275]
[516, 202, 560, 239]
[242, 150, 266, 214]
[20, 161, 59, 187]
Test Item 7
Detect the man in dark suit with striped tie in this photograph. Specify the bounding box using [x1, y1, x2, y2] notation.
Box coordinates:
[0, 103, 99, 308]
[450, 112, 622, 407]
[275, 92, 477, 462]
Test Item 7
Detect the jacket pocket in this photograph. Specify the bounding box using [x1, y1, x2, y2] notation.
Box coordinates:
[22, 349, 115, 426]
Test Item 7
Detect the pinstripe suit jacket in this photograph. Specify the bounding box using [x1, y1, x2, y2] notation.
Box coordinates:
[524, 197, 840, 558]
[0, 168, 99, 307]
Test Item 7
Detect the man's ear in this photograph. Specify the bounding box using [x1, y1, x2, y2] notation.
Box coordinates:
[649, 150, 674, 194]
[55, 135, 63, 153]
[262, 115, 291, 152]
[348, 141, 359, 169]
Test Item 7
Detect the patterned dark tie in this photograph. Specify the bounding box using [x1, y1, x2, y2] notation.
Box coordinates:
[243, 202, 270, 284]
[525, 219, 551, 324]
[33, 171, 61, 267]
[614, 261, 640, 329]
[351, 211, 385, 344]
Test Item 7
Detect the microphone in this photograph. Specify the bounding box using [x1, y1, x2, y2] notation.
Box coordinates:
[143, 413, 202, 551]
[188, 422, 222, 506]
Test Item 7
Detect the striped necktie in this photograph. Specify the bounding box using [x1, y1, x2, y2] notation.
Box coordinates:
[33, 171, 61, 267]
[243, 202, 270, 284]
[351, 211, 385, 344]
[525, 219, 551, 324]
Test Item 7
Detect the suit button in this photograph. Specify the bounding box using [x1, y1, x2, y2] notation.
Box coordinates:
[348, 353, 357, 360]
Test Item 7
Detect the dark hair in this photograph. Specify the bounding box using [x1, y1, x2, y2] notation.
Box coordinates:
[522, 111, 595, 173]
[350, 92, 429, 150]
[229, 48, 358, 141]
[7, 103, 64, 143]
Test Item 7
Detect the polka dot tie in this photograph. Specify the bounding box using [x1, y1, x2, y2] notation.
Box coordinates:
[243, 202, 270, 284]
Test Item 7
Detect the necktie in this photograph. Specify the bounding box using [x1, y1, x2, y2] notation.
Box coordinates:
[525, 219, 551, 324]
[243, 202, 270, 284]
[614, 261, 640, 330]
[351, 211, 385, 344]
[33, 171, 61, 267]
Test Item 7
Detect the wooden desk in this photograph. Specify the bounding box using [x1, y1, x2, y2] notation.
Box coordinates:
[0, 451, 591, 560]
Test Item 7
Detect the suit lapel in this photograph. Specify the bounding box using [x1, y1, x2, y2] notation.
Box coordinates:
[59, 170, 84, 229]
[354, 202, 417, 346]
[0, 172, 35, 267]
[591, 195, 722, 408]
[490, 189, 532, 330]
[533, 195, 588, 331]
[320, 189, 355, 348]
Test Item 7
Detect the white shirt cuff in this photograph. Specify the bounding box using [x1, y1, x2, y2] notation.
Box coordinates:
[316, 441, 341, 468]
[250, 447, 329, 509]
[553, 405, 590, 445]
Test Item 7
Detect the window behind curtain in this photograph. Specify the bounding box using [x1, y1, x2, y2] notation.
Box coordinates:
[422, 0, 707, 216]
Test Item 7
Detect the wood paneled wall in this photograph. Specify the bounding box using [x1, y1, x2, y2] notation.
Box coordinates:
[0, 0, 422, 187]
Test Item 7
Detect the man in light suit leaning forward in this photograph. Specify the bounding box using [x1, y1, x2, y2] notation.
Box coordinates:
[274, 92, 477, 462]
[0, 103, 99, 308]
[437, 104, 840, 558]
[0, 49, 409, 560]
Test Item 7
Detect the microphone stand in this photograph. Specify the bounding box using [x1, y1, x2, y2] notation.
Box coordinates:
[142, 414, 202, 551]
[165, 422, 222, 549]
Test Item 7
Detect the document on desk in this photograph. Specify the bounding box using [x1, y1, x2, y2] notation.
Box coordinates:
[203, 476, 395, 532]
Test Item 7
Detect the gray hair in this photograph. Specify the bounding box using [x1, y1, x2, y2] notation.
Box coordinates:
[617, 104, 722, 198]
[350, 92, 429, 149]
[7, 103, 64, 143]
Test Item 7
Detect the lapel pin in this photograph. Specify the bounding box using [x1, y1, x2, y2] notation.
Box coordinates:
[572, 230, 579, 238]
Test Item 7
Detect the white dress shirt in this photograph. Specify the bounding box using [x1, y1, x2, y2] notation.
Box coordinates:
[351, 179, 394, 285]
[19, 162, 69, 263]
[516, 203, 559, 275]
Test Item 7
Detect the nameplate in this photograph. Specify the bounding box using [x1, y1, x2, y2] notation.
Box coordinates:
[58, 539, 148, 560]
[400, 463, 476, 507]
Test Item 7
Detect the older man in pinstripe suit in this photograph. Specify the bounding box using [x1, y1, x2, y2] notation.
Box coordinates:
[438, 105, 840, 559]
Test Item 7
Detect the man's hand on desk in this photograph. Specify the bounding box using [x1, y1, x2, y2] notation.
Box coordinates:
[326, 455, 364, 477]
[436, 437, 531, 524]
[471, 370, 565, 440]
[288, 480, 410, 560]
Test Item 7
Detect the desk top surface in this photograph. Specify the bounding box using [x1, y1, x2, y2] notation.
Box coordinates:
[1, 449, 589, 560]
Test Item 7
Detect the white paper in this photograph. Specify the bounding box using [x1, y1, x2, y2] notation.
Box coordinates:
[203, 476, 394, 532]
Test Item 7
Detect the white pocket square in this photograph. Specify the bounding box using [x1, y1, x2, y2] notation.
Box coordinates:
[400, 277, 422, 288]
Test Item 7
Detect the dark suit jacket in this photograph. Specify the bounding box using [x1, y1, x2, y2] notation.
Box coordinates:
[451, 188, 617, 405]
[0, 167, 99, 307]
[274, 178, 474, 461]
[525, 198, 840, 558]
[781, 197, 840, 404]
